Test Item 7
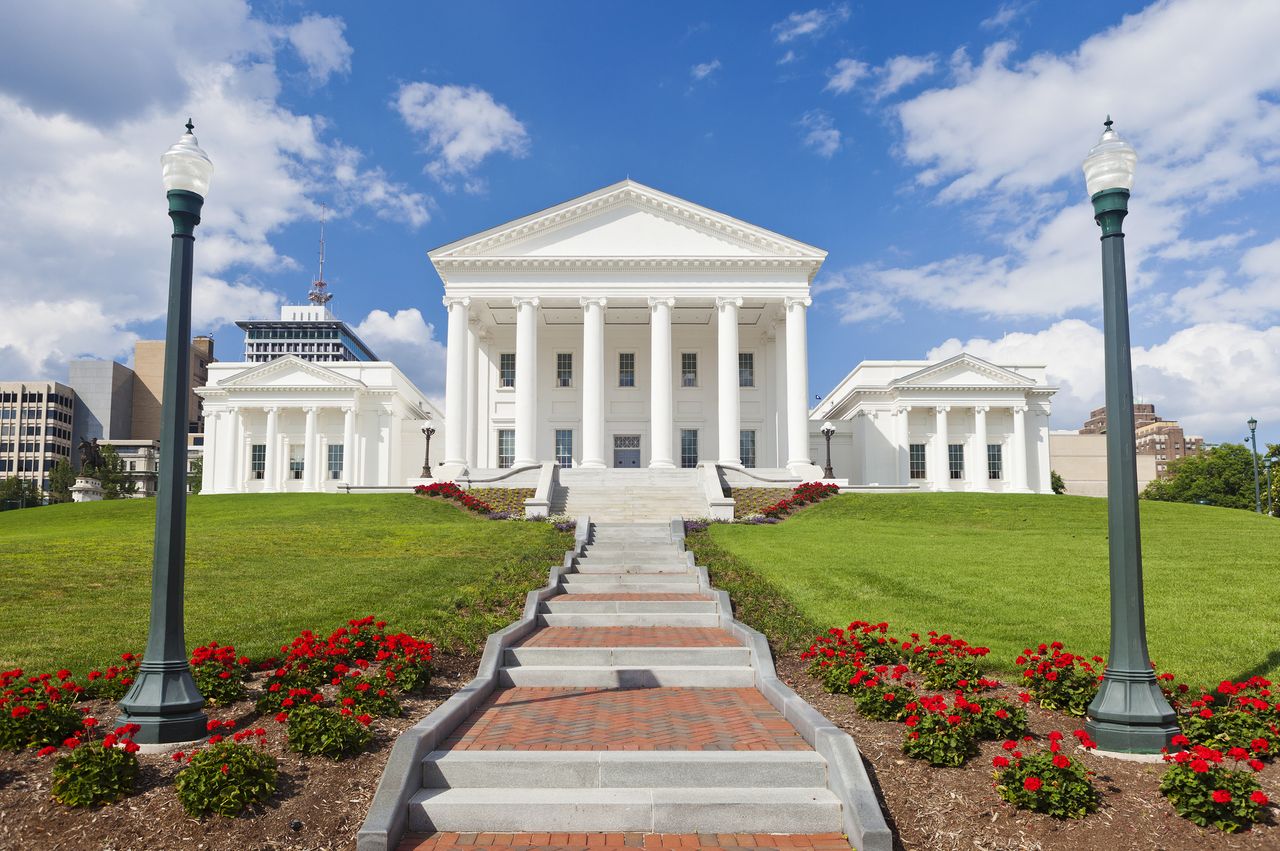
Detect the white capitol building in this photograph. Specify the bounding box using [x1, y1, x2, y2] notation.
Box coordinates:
[199, 180, 1055, 514]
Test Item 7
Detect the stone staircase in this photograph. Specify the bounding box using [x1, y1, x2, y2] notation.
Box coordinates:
[404, 522, 846, 839]
[553, 469, 710, 522]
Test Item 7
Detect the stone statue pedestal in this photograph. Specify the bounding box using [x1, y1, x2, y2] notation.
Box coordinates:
[70, 477, 104, 502]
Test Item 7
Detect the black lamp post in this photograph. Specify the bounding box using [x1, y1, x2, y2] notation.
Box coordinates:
[1081, 118, 1179, 754]
[1247, 417, 1261, 514]
[116, 122, 213, 744]
[821, 421, 836, 479]
[421, 418, 436, 478]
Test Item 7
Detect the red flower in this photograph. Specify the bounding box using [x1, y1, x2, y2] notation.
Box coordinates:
[36, 746, 56, 757]
[904, 715, 919, 727]
[1190, 759, 1210, 773]
[123, 740, 140, 754]
[1211, 790, 1232, 804]
[1023, 776, 1043, 792]
[1251, 791, 1269, 806]
[221, 763, 230, 775]
[1052, 754, 1071, 769]
[992, 756, 1009, 768]
[275, 712, 289, 723]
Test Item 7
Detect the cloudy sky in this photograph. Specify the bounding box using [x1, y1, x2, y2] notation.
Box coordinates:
[1, 0, 1277, 444]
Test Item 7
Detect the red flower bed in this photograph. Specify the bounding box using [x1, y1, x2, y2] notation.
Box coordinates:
[760, 481, 840, 518]
[413, 481, 494, 514]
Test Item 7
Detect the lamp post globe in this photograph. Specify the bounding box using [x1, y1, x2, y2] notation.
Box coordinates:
[1247, 417, 1261, 513]
[820, 421, 836, 479]
[115, 122, 213, 744]
[1080, 117, 1180, 754]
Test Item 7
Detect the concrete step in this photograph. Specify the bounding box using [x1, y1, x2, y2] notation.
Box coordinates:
[573, 562, 690, 574]
[541, 599, 719, 614]
[504, 646, 749, 667]
[537, 613, 721, 628]
[421, 750, 828, 790]
[497, 664, 756, 687]
[560, 581, 703, 595]
[407, 786, 843, 833]
[584, 544, 683, 555]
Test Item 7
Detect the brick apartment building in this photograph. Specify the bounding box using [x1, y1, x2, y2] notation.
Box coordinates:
[1079, 404, 1204, 478]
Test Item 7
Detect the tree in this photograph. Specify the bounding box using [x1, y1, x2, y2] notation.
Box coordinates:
[49, 458, 76, 503]
[0, 476, 42, 510]
[94, 445, 136, 500]
[188, 455, 203, 495]
[1051, 470, 1066, 495]
[1142, 443, 1257, 510]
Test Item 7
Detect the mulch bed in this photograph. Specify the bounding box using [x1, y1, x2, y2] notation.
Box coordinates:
[0, 653, 478, 851]
[775, 654, 1280, 851]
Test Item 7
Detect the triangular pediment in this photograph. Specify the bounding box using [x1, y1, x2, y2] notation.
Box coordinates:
[892, 354, 1036, 388]
[219, 356, 366, 390]
[429, 180, 826, 261]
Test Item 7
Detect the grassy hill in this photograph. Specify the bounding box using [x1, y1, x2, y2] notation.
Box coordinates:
[698, 493, 1280, 689]
[0, 494, 571, 672]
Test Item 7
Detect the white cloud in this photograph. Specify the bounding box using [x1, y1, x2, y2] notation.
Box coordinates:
[285, 15, 352, 83]
[928, 320, 1280, 440]
[690, 59, 721, 81]
[1163, 237, 1280, 324]
[354, 308, 447, 400]
[772, 4, 850, 43]
[799, 110, 841, 158]
[192, 275, 283, 332]
[980, 2, 1032, 31]
[825, 59, 869, 95]
[874, 54, 936, 99]
[395, 82, 530, 193]
[778, 50, 798, 66]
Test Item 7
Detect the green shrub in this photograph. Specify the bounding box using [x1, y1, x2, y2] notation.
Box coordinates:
[963, 695, 1029, 741]
[48, 725, 142, 807]
[174, 738, 278, 818]
[901, 711, 977, 767]
[847, 666, 915, 721]
[285, 705, 372, 759]
[1160, 744, 1269, 832]
[81, 654, 141, 701]
[337, 675, 402, 717]
[189, 642, 249, 706]
[1018, 643, 1101, 716]
[0, 700, 84, 751]
[993, 732, 1099, 819]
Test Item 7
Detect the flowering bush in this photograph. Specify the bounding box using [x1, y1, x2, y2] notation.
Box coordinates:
[0, 669, 85, 751]
[1160, 739, 1270, 832]
[1018, 643, 1101, 716]
[901, 705, 978, 767]
[82, 653, 141, 701]
[414, 481, 495, 514]
[847, 664, 917, 721]
[960, 694, 1028, 742]
[993, 730, 1099, 819]
[377, 633, 434, 694]
[281, 704, 372, 759]
[1179, 677, 1277, 756]
[337, 674, 402, 717]
[174, 722, 277, 818]
[904, 631, 990, 690]
[46, 719, 142, 807]
[759, 482, 839, 519]
[189, 642, 250, 706]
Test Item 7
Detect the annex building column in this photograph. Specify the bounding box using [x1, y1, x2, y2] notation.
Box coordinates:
[894, 405, 911, 485]
[1012, 404, 1030, 492]
[229, 406, 245, 492]
[772, 320, 788, 465]
[465, 317, 480, 468]
[785, 296, 813, 471]
[202, 411, 220, 493]
[972, 405, 990, 491]
[716, 296, 743, 465]
[442, 296, 471, 468]
[303, 406, 318, 490]
[580, 297, 607, 469]
[648, 297, 676, 468]
[263, 406, 279, 492]
[933, 405, 950, 490]
[513, 296, 540, 466]
[342, 406, 356, 484]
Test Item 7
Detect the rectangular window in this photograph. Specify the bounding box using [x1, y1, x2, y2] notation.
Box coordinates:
[949, 444, 965, 480]
[680, 429, 699, 469]
[740, 430, 757, 468]
[289, 446, 304, 480]
[555, 429, 573, 467]
[988, 444, 1003, 480]
[556, 353, 573, 388]
[251, 444, 266, 480]
[909, 443, 927, 479]
[681, 353, 698, 387]
[499, 353, 516, 388]
[328, 444, 344, 480]
[497, 429, 515, 469]
[738, 352, 755, 387]
[618, 352, 636, 387]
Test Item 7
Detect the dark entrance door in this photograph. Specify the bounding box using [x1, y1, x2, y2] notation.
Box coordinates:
[613, 434, 641, 468]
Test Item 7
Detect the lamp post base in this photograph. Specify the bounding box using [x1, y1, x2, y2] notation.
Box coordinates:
[1084, 670, 1179, 754]
[116, 661, 207, 745]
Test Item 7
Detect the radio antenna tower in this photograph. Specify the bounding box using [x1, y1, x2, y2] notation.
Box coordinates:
[308, 204, 333, 307]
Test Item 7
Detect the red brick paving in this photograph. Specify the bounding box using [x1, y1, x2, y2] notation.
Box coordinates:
[398, 833, 849, 850]
[553, 594, 711, 602]
[516, 627, 740, 648]
[441, 688, 809, 751]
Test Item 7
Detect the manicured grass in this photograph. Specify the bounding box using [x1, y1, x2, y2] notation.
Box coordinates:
[0, 494, 571, 673]
[698, 494, 1280, 689]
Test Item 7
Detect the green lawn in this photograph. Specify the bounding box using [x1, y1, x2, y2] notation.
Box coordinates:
[0, 494, 571, 673]
[700, 494, 1280, 689]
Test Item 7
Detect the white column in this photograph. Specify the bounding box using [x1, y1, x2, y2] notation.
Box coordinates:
[861, 412, 876, 484]
[263, 406, 279, 492]
[442, 296, 471, 468]
[580, 297, 607, 468]
[342, 406, 356, 484]
[785, 296, 812, 470]
[1035, 410, 1052, 494]
[389, 411, 402, 484]
[376, 410, 391, 485]
[972, 405, 990, 491]
[894, 405, 911, 485]
[773, 320, 788, 467]
[229, 407, 245, 492]
[716, 296, 743, 465]
[465, 317, 480, 468]
[933, 405, 950, 490]
[202, 412, 219, 493]
[648, 297, 675, 468]
[303, 406, 317, 491]
[1012, 404, 1030, 492]
[513, 296, 540, 466]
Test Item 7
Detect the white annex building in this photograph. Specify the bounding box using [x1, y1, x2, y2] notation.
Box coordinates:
[197, 180, 1056, 509]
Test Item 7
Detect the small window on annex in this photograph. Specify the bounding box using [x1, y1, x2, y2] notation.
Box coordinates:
[740, 429, 757, 468]
[680, 429, 699, 469]
[289, 446, 305, 480]
[987, 444, 1003, 480]
[555, 429, 573, 468]
[556, 353, 573, 388]
[497, 429, 515, 469]
[681, 353, 698, 387]
[738, 352, 754, 387]
[909, 443, 927, 479]
[499, 353, 516, 388]
[328, 444, 344, 480]
[948, 444, 965, 480]
[250, 444, 266, 479]
[618, 352, 636, 387]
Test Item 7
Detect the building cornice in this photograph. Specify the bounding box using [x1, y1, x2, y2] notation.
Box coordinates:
[434, 255, 824, 283]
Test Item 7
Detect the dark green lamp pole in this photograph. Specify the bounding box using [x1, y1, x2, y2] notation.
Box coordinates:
[116, 121, 214, 744]
[1247, 417, 1261, 514]
[1081, 118, 1180, 754]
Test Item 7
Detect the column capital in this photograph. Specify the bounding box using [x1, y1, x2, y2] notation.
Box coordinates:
[973, 404, 990, 414]
[647, 296, 676, 310]
[935, 405, 951, 414]
[579, 296, 608, 309]
[263, 406, 278, 414]
[442, 295, 472, 309]
[342, 406, 356, 415]
[512, 296, 541, 309]
[715, 296, 744, 310]
[303, 406, 317, 414]
[1012, 404, 1029, 414]
[895, 405, 913, 415]
[784, 296, 813, 310]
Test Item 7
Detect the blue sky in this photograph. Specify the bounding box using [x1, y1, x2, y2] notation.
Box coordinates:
[1, 1, 1278, 444]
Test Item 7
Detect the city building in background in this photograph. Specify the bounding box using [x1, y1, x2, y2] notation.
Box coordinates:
[1049, 431, 1158, 497]
[1077, 403, 1203, 479]
[102, 438, 160, 497]
[69, 359, 133, 443]
[0, 381, 77, 492]
[131, 336, 214, 441]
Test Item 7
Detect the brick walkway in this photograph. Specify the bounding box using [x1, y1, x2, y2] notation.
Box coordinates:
[440, 687, 808, 751]
[399, 833, 851, 850]
[554, 593, 711, 602]
[516, 627, 740, 648]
